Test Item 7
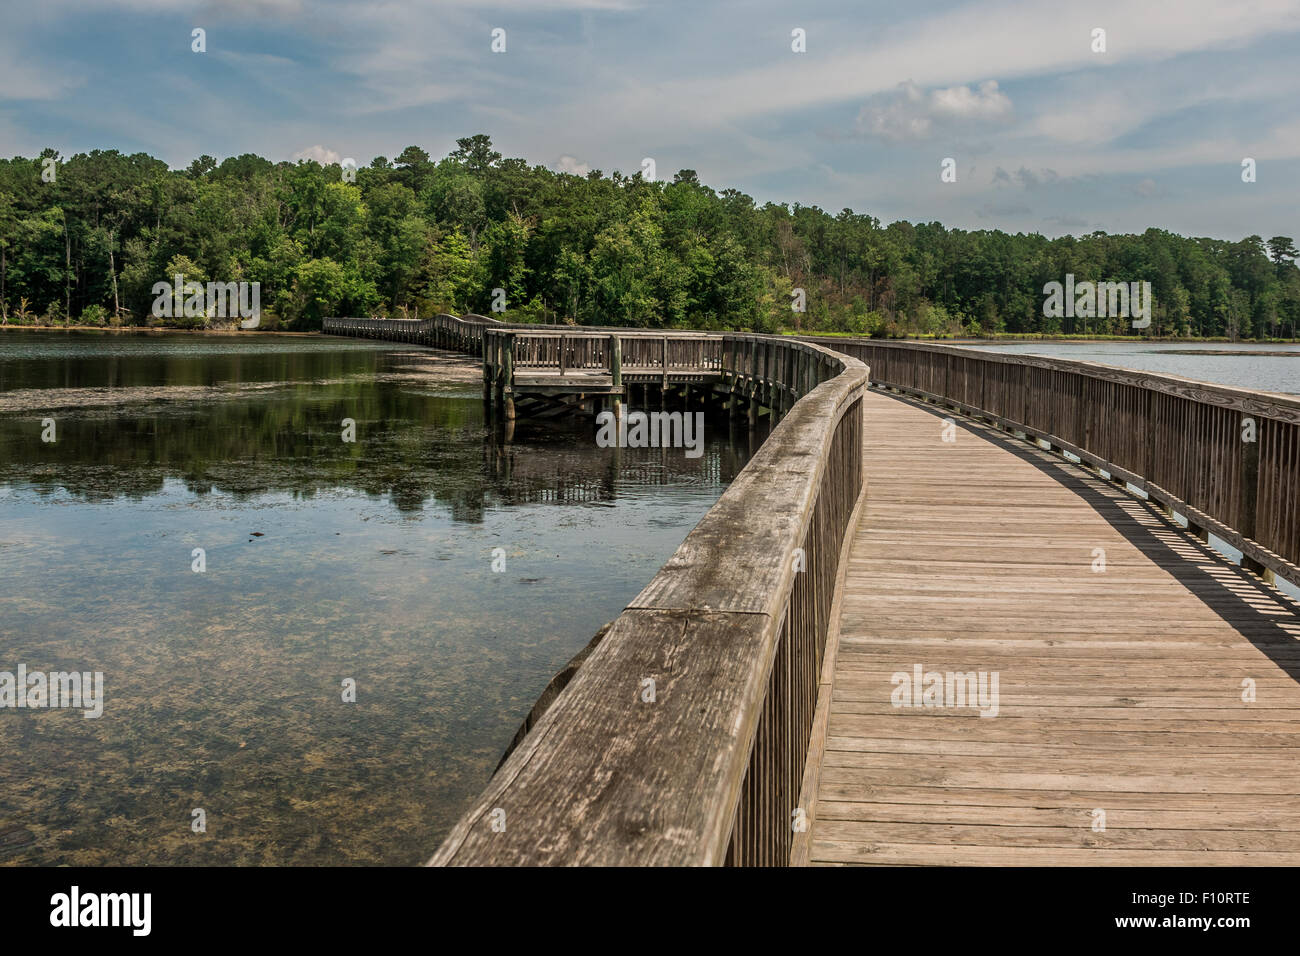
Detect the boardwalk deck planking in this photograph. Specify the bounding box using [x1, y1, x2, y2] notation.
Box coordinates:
[800, 388, 1300, 866]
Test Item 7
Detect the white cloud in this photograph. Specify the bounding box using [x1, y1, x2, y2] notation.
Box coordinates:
[0, 32, 83, 102]
[554, 154, 591, 175]
[1032, 89, 1156, 146]
[857, 80, 1013, 141]
[571, 0, 1300, 129]
[291, 144, 341, 165]
[931, 81, 1014, 121]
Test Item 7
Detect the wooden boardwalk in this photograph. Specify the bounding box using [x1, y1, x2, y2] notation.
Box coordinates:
[334, 317, 1300, 866]
[798, 388, 1300, 866]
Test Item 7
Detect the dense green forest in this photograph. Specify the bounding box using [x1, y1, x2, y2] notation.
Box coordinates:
[1, 135, 1297, 338]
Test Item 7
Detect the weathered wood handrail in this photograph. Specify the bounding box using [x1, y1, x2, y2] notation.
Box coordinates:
[428, 335, 867, 866]
[805, 337, 1300, 589]
[484, 328, 725, 373]
[323, 313, 504, 356]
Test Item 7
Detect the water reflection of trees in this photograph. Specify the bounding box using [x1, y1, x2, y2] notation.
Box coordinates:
[0, 384, 757, 520]
[0, 336, 386, 391]
[481, 429, 753, 504]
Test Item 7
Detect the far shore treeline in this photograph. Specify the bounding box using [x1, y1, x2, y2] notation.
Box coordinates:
[0, 135, 1297, 338]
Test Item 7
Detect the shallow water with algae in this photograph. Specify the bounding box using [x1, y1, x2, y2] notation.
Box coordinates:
[0, 331, 755, 865]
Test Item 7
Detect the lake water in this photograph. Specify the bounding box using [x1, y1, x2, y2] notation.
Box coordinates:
[0, 331, 757, 865]
[954, 340, 1300, 395]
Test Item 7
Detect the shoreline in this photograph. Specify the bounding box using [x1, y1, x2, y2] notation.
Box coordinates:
[0, 325, 320, 336]
[5, 324, 1300, 347]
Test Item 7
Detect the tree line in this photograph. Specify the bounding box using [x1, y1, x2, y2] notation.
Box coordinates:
[1, 134, 1296, 338]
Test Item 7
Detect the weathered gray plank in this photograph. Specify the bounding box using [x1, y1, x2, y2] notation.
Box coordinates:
[802, 389, 1300, 867]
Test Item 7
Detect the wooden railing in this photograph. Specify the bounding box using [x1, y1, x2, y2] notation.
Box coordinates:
[498, 331, 725, 373]
[429, 335, 867, 866]
[322, 313, 503, 355]
[808, 337, 1300, 588]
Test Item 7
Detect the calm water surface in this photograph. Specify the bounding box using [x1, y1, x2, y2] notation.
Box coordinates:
[0, 331, 757, 865]
[955, 340, 1300, 394]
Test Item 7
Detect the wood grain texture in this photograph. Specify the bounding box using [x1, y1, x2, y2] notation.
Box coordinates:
[428, 337, 868, 866]
[802, 389, 1300, 866]
[428, 609, 773, 866]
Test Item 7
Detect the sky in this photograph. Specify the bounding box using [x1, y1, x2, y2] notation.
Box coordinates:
[1, 0, 1298, 240]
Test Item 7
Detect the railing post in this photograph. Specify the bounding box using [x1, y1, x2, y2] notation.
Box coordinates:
[503, 333, 516, 421]
[1240, 414, 1264, 575]
[610, 334, 623, 418]
[763, 341, 773, 415]
[493, 333, 505, 407]
[724, 336, 738, 421]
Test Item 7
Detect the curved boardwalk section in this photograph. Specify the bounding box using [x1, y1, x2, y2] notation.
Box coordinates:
[799, 388, 1300, 866]
[428, 335, 868, 866]
[323, 319, 1300, 866]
